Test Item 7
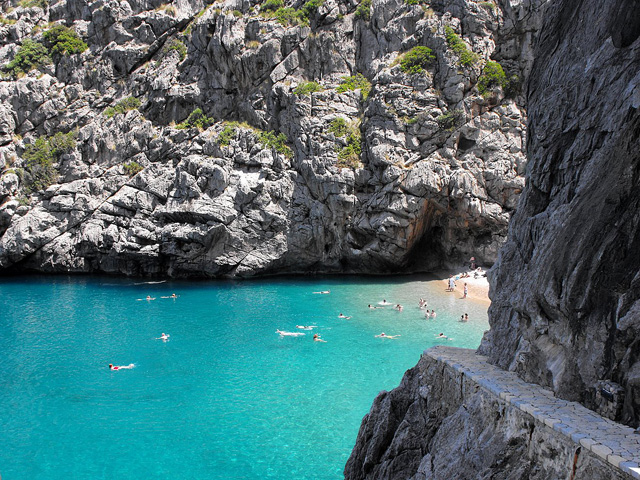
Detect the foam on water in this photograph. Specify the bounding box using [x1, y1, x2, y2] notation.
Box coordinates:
[0, 274, 489, 479]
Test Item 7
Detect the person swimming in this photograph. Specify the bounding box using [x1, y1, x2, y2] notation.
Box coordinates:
[338, 313, 352, 319]
[430, 310, 437, 318]
[156, 333, 170, 341]
[436, 333, 447, 339]
[296, 325, 317, 330]
[313, 290, 330, 294]
[375, 332, 400, 339]
[109, 363, 135, 370]
[313, 333, 327, 342]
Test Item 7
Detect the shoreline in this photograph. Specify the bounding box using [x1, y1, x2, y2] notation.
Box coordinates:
[430, 267, 491, 307]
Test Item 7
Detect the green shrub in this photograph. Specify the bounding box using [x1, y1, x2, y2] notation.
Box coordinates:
[274, 7, 307, 26]
[399, 46, 435, 74]
[123, 161, 143, 177]
[4, 39, 50, 76]
[336, 73, 371, 100]
[337, 123, 361, 168]
[444, 26, 479, 67]
[43, 25, 88, 57]
[163, 38, 187, 61]
[260, 0, 283, 12]
[104, 96, 141, 117]
[299, 0, 323, 18]
[355, 0, 371, 20]
[18, 0, 47, 8]
[21, 132, 75, 193]
[294, 81, 323, 95]
[177, 108, 213, 130]
[477, 60, 507, 96]
[436, 109, 463, 131]
[217, 124, 237, 146]
[328, 117, 348, 137]
[258, 130, 292, 158]
[232, 9, 242, 16]
[479, 1, 496, 11]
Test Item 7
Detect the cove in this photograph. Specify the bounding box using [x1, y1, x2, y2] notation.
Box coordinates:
[0, 274, 489, 479]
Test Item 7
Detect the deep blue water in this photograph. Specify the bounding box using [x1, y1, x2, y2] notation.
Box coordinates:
[0, 274, 489, 479]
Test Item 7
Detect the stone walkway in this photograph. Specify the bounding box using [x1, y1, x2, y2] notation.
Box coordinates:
[426, 346, 640, 479]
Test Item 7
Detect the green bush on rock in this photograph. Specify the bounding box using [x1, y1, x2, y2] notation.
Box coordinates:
[4, 39, 50, 76]
[21, 132, 75, 193]
[399, 46, 435, 75]
[336, 73, 371, 100]
[104, 97, 141, 118]
[43, 25, 88, 57]
[477, 61, 507, 96]
[177, 108, 213, 130]
[258, 130, 292, 158]
[444, 26, 479, 67]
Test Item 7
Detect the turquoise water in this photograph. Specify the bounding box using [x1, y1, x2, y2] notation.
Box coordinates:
[0, 275, 489, 479]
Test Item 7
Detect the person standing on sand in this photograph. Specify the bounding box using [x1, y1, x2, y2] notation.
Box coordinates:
[463, 283, 468, 298]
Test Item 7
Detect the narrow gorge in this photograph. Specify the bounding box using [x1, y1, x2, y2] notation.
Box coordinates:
[1, 0, 639, 478]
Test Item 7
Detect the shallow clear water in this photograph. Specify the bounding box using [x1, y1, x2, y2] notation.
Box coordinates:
[0, 274, 488, 479]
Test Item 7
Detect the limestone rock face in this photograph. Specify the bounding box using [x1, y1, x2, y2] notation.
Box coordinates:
[344, 350, 628, 480]
[0, 0, 527, 277]
[480, 0, 640, 426]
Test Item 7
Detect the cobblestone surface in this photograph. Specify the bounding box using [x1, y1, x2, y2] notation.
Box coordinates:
[426, 346, 640, 479]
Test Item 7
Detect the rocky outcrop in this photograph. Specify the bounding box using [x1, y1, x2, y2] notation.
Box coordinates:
[345, 347, 632, 480]
[480, 0, 640, 427]
[0, 0, 527, 277]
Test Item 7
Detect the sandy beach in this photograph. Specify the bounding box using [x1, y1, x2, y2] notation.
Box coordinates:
[432, 267, 491, 306]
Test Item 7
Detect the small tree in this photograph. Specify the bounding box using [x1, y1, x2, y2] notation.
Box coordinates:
[336, 73, 371, 100]
[294, 81, 323, 95]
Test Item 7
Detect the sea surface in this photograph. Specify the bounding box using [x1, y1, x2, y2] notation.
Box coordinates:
[0, 274, 489, 479]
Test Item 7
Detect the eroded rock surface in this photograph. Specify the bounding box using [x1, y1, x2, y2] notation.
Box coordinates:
[480, 0, 640, 427]
[0, 0, 528, 277]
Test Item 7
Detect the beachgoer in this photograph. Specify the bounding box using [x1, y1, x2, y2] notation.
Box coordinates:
[395, 304, 403, 312]
[156, 333, 170, 341]
[109, 363, 135, 370]
[170, 293, 177, 298]
[465, 313, 469, 321]
[313, 333, 326, 342]
[146, 295, 151, 300]
[463, 283, 468, 298]
[375, 332, 400, 339]
[338, 313, 352, 319]
[430, 310, 437, 318]
[313, 290, 330, 294]
[436, 333, 447, 339]
[448, 276, 456, 292]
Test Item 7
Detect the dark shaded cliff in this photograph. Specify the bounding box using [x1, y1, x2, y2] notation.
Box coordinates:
[480, 0, 640, 426]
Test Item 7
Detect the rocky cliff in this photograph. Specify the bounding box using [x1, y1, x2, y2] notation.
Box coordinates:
[346, 0, 640, 478]
[0, 0, 527, 277]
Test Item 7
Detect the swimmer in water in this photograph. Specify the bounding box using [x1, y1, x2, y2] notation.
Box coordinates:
[156, 333, 170, 341]
[338, 313, 352, 319]
[313, 333, 327, 342]
[430, 310, 437, 318]
[313, 290, 330, 294]
[296, 325, 317, 330]
[375, 332, 400, 339]
[436, 333, 447, 339]
[109, 363, 135, 370]
[395, 304, 403, 311]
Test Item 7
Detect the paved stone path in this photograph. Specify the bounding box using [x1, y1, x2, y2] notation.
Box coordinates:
[426, 346, 640, 479]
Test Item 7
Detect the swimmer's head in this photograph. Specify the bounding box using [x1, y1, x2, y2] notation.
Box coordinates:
[109, 364, 113, 368]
